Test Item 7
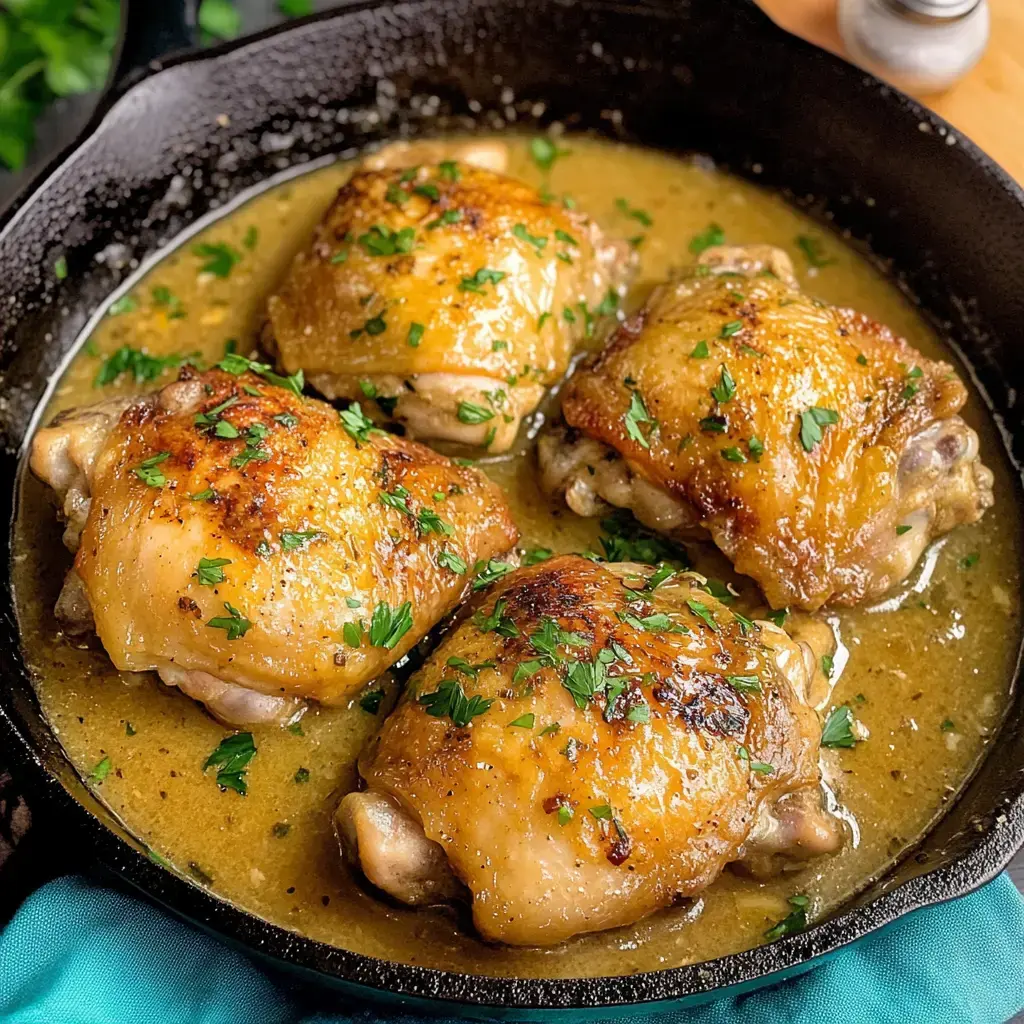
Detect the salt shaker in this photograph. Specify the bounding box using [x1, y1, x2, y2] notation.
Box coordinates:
[837, 0, 990, 94]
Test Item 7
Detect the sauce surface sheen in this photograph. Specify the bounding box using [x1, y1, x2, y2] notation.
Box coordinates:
[12, 136, 1021, 978]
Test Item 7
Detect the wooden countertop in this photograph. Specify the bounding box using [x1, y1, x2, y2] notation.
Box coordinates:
[757, 0, 1024, 184]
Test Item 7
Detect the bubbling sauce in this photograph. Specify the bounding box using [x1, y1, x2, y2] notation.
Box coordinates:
[12, 136, 1021, 978]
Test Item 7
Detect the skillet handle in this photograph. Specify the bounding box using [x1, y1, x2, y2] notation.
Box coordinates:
[113, 0, 197, 88]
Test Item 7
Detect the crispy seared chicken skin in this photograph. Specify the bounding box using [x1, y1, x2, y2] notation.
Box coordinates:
[265, 142, 633, 452]
[30, 368, 517, 725]
[539, 245, 994, 610]
[338, 555, 840, 946]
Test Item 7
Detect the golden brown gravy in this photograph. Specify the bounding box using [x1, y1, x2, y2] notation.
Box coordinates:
[12, 136, 1022, 978]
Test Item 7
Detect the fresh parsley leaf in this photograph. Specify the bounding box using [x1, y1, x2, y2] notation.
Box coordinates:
[685, 598, 720, 633]
[529, 136, 565, 171]
[456, 401, 495, 424]
[726, 674, 761, 693]
[418, 679, 492, 727]
[95, 347, 195, 387]
[508, 713, 535, 729]
[473, 598, 519, 637]
[471, 559, 514, 591]
[359, 689, 385, 715]
[133, 452, 171, 487]
[280, 530, 321, 552]
[438, 548, 468, 574]
[614, 197, 652, 226]
[338, 402, 377, 444]
[688, 222, 725, 255]
[690, 340, 710, 359]
[821, 705, 858, 748]
[522, 547, 553, 566]
[710, 364, 736, 404]
[458, 267, 506, 294]
[796, 235, 834, 269]
[193, 241, 242, 278]
[198, 0, 242, 40]
[206, 602, 252, 640]
[764, 895, 809, 941]
[623, 389, 655, 449]
[799, 407, 839, 452]
[512, 223, 547, 255]
[203, 732, 256, 795]
[88, 755, 112, 785]
[367, 600, 413, 649]
[407, 322, 425, 347]
[194, 557, 231, 587]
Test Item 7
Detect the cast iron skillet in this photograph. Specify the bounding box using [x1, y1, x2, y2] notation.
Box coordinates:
[0, 0, 1022, 1017]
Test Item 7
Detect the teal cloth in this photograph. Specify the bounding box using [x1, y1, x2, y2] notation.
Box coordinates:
[0, 874, 1022, 1024]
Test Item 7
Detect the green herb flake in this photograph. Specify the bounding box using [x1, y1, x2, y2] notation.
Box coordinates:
[688, 222, 725, 255]
[685, 598, 720, 633]
[194, 557, 231, 587]
[193, 242, 242, 278]
[133, 451, 171, 488]
[294, 767, 310, 784]
[88, 755, 112, 785]
[419, 679, 493, 727]
[280, 530, 321, 552]
[407, 322, 425, 348]
[726, 674, 761, 693]
[720, 320, 743, 338]
[458, 267, 506, 294]
[203, 732, 256, 795]
[338, 402, 377, 444]
[821, 705, 858, 749]
[456, 401, 495, 425]
[508, 713, 536, 729]
[796, 235, 834, 269]
[368, 600, 414, 649]
[799, 407, 840, 452]
[614, 197, 653, 226]
[471, 559, 514, 591]
[206, 602, 252, 640]
[623, 389, 655, 449]
[764, 895, 810, 941]
[690, 340, 710, 360]
[359, 689, 385, 715]
[438, 548, 468, 574]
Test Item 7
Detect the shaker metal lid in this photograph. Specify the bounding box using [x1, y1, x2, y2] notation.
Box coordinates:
[889, 0, 983, 19]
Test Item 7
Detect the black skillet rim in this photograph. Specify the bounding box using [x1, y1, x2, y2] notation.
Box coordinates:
[0, 0, 1023, 1012]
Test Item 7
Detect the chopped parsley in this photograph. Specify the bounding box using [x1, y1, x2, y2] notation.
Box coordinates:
[357, 224, 416, 256]
[95, 346, 196, 387]
[438, 160, 460, 182]
[711, 364, 736, 404]
[107, 294, 138, 317]
[407, 322, 425, 348]
[523, 547, 553, 566]
[133, 452, 171, 487]
[685, 598, 720, 633]
[623, 389, 655, 449]
[473, 598, 519, 637]
[350, 313, 386, 339]
[721, 446, 747, 463]
[458, 267, 506, 294]
[193, 242, 242, 278]
[508, 713, 535, 729]
[614, 197, 652, 226]
[194, 557, 230, 586]
[795, 235, 834, 269]
[280, 530, 321, 552]
[206, 602, 252, 640]
[960, 552, 980, 570]
[529, 136, 564, 171]
[799, 407, 839, 452]
[438, 548, 467, 574]
[338, 402, 377, 444]
[512, 223, 547, 254]
[895, 524, 913, 536]
[88, 756, 112, 785]
[690, 340, 710, 360]
[902, 365, 924, 401]
[821, 705, 858, 748]
[821, 653, 835, 678]
[726, 675, 761, 693]
[764, 895, 810, 941]
[720, 320, 743, 338]
[203, 732, 256, 795]
[359, 689, 386, 715]
[216, 354, 304, 397]
[688, 222, 725, 255]
[368, 601, 413, 649]
[456, 401, 495, 424]
[418, 678, 492, 727]
[471, 559, 514, 591]
[597, 511, 689, 567]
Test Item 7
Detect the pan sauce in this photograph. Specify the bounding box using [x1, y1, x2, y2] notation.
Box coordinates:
[13, 136, 1021, 978]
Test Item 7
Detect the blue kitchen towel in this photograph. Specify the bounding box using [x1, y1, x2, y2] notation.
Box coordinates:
[0, 873, 1022, 1024]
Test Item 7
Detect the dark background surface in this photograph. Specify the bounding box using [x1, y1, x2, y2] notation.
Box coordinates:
[0, 0, 1019, 1012]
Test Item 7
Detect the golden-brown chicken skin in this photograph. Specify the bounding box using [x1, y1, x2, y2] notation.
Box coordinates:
[30, 367, 518, 724]
[338, 555, 839, 946]
[540, 246, 994, 610]
[265, 154, 633, 452]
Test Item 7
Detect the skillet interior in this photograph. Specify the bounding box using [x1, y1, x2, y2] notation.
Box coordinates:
[0, 0, 1022, 1014]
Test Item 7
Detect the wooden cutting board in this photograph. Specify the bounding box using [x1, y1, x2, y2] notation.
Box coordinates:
[757, 0, 1024, 184]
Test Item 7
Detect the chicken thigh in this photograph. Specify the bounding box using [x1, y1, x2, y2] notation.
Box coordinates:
[30, 366, 518, 726]
[338, 555, 840, 946]
[539, 245, 994, 610]
[265, 144, 633, 452]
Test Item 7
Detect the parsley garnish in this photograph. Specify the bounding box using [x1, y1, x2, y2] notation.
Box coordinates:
[795, 235, 834, 269]
[203, 732, 256, 795]
[688, 222, 725, 255]
[193, 242, 242, 278]
[471, 559, 514, 591]
[614, 197, 652, 226]
[456, 401, 495, 424]
[216, 354, 304, 397]
[207, 602, 252, 640]
[690, 340, 710, 360]
[88, 756, 112, 785]
[473, 598, 519, 637]
[438, 548, 467, 574]
[685, 598, 720, 632]
[764, 895, 809, 941]
[623, 389, 655, 449]
[726, 674, 761, 693]
[523, 547, 553, 566]
[134, 452, 170, 487]
[438, 160, 460, 182]
[357, 224, 416, 256]
[799, 407, 839, 451]
[368, 600, 413, 649]
[280, 530, 321, 552]
[720, 320, 743, 338]
[338, 402, 377, 444]
[194, 557, 230, 586]
[509, 713, 535, 729]
[359, 690, 385, 715]
[529, 136, 564, 171]
[821, 706, 858, 748]
[418, 679, 492, 727]
[512, 223, 547, 254]
[407, 322, 425, 347]
[711, 364, 736, 404]
[95, 346, 196, 387]
[458, 267, 506, 294]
